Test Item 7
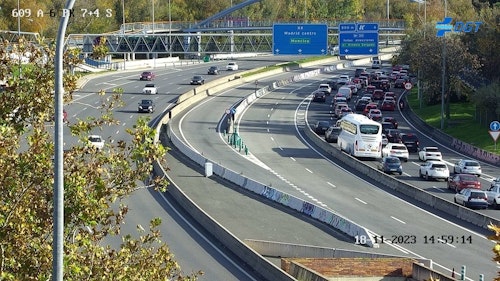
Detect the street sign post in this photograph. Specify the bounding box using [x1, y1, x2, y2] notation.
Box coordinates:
[339, 22, 379, 56]
[490, 121, 500, 150]
[272, 24, 328, 55]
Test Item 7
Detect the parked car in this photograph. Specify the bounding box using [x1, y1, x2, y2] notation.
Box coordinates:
[453, 159, 482, 176]
[381, 116, 398, 129]
[142, 83, 158, 94]
[88, 135, 105, 151]
[140, 71, 155, 81]
[399, 133, 419, 152]
[378, 156, 403, 175]
[486, 185, 500, 209]
[419, 160, 450, 181]
[226, 62, 239, 70]
[382, 143, 409, 162]
[138, 99, 155, 113]
[190, 75, 205, 85]
[208, 66, 219, 75]
[447, 174, 481, 192]
[453, 188, 488, 209]
[418, 147, 442, 161]
[314, 121, 330, 135]
[325, 126, 342, 143]
[312, 90, 327, 102]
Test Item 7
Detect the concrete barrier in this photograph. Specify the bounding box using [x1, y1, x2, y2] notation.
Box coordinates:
[302, 125, 500, 229]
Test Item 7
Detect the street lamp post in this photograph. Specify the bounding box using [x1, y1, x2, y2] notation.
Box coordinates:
[440, 0, 448, 129]
[169, 0, 172, 57]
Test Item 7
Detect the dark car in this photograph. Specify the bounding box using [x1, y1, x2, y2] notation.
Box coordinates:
[355, 99, 369, 112]
[381, 122, 396, 134]
[399, 133, 419, 152]
[394, 78, 406, 88]
[140, 71, 155, 81]
[137, 99, 155, 113]
[314, 121, 330, 135]
[386, 129, 401, 143]
[378, 156, 403, 175]
[325, 126, 342, 143]
[381, 116, 398, 129]
[448, 174, 481, 193]
[208, 66, 219, 75]
[190, 75, 205, 85]
[312, 90, 327, 102]
[372, 89, 385, 100]
[354, 68, 366, 77]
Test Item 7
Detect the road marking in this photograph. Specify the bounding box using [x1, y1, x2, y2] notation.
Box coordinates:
[305, 168, 313, 174]
[390, 216, 406, 224]
[290, 157, 296, 161]
[355, 197, 367, 204]
[327, 182, 336, 188]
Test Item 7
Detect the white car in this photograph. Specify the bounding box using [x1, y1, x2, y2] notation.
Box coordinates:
[318, 83, 332, 95]
[337, 75, 350, 84]
[418, 147, 442, 161]
[381, 134, 388, 146]
[88, 135, 105, 150]
[142, 83, 158, 95]
[453, 159, 482, 177]
[382, 143, 409, 162]
[419, 160, 450, 181]
[368, 109, 382, 121]
[226, 62, 239, 71]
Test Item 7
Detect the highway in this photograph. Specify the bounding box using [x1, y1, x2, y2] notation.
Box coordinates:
[171, 63, 497, 280]
[69, 58, 300, 280]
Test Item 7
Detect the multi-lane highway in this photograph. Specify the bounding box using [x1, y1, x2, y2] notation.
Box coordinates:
[172, 63, 497, 280]
[71, 59, 304, 280]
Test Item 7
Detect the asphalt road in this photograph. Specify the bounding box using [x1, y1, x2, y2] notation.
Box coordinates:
[171, 62, 497, 280]
[70, 58, 305, 280]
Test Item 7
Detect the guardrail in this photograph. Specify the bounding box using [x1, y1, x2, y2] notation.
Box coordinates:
[148, 48, 495, 280]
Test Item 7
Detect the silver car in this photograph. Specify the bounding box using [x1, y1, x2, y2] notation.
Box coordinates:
[453, 159, 482, 177]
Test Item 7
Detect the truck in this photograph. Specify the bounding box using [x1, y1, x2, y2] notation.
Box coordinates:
[486, 185, 500, 209]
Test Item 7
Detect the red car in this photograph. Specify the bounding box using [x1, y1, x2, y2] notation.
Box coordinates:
[140, 71, 155, 81]
[381, 101, 396, 111]
[447, 174, 481, 193]
[363, 103, 378, 115]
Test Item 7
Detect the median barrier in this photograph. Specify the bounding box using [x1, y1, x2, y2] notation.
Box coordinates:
[150, 53, 404, 280]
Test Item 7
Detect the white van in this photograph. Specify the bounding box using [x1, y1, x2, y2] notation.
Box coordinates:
[337, 86, 352, 101]
[372, 59, 381, 69]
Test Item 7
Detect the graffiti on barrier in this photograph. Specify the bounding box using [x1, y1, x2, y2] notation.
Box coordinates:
[261, 186, 275, 199]
[451, 138, 500, 165]
[301, 202, 315, 216]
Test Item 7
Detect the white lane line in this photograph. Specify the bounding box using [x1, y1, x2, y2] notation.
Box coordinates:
[390, 216, 406, 224]
[290, 157, 296, 161]
[327, 182, 336, 188]
[305, 168, 313, 174]
[355, 197, 367, 204]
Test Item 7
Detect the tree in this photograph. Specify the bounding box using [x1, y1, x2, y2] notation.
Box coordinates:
[0, 40, 201, 280]
[488, 223, 500, 281]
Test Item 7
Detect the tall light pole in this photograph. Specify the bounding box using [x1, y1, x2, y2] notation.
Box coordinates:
[441, 0, 448, 128]
[151, 0, 155, 33]
[17, 0, 21, 77]
[54, 2, 76, 280]
[169, 0, 172, 57]
[122, 0, 125, 33]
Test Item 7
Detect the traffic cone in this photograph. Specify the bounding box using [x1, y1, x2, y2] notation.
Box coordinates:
[451, 268, 455, 278]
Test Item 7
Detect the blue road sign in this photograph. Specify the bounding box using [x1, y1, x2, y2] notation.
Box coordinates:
[490, 121, 500, 131]
[339, 23, 356, 32]
[357, 23, 379, 32]
[273, 24, 328, 55]
[339, 32, 379, 55]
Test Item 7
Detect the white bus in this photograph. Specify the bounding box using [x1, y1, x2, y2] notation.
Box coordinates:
[337, 113, 382, 159]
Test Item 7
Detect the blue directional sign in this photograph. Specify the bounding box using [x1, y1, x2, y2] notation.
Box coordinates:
[273, 24, 328, 55]
[490, 121, 500, 131]
[339, 22, 379, 56]
[339, 32, 379, 55]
